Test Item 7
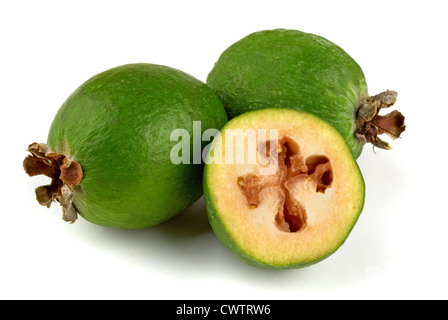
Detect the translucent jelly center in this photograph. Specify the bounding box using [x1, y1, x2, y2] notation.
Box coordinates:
[238, 138, 333, 233]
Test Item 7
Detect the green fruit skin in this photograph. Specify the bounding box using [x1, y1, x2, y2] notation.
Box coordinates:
[206, 29, 368, 158]
[203, 109, 365, 270]
[47, 63, 228, 228]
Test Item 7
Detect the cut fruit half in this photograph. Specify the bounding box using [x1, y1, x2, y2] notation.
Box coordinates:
[203, 108, 365, 269]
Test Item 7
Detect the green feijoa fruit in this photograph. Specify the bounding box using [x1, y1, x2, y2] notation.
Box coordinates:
[24, 63, 228, 228]
[203, 108, 365, 269]
[206, 28, 405, 158]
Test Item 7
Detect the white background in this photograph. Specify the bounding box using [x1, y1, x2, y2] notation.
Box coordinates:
[1, 0, 447, 300]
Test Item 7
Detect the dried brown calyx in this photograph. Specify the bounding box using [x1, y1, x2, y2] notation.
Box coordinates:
[23, 142, 83, 223]
[356, 90, 406, 150]
[237, 138, 333, 233]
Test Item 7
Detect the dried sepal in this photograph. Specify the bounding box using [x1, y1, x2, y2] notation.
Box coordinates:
[23, 142, 83, 223]
[356, 90, 406, 150]
[60, 158, 83, 189]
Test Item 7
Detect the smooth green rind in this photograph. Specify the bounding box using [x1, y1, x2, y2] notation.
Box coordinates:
[203, 108, 365, 269]
[47, 63, 228, 228]
[207, 29, 368, 158]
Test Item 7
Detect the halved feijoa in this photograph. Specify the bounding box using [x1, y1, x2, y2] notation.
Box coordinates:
[203, 108, 365, 269]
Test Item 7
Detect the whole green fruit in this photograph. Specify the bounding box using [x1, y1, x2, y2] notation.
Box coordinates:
[24, 63, 228, 228]
[206, 29, 405, 158]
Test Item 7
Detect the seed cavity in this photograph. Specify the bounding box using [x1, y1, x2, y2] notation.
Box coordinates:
[237, 175, 263, 208]
[237, 138, 333, 233]
[305, 155, 333, 193]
